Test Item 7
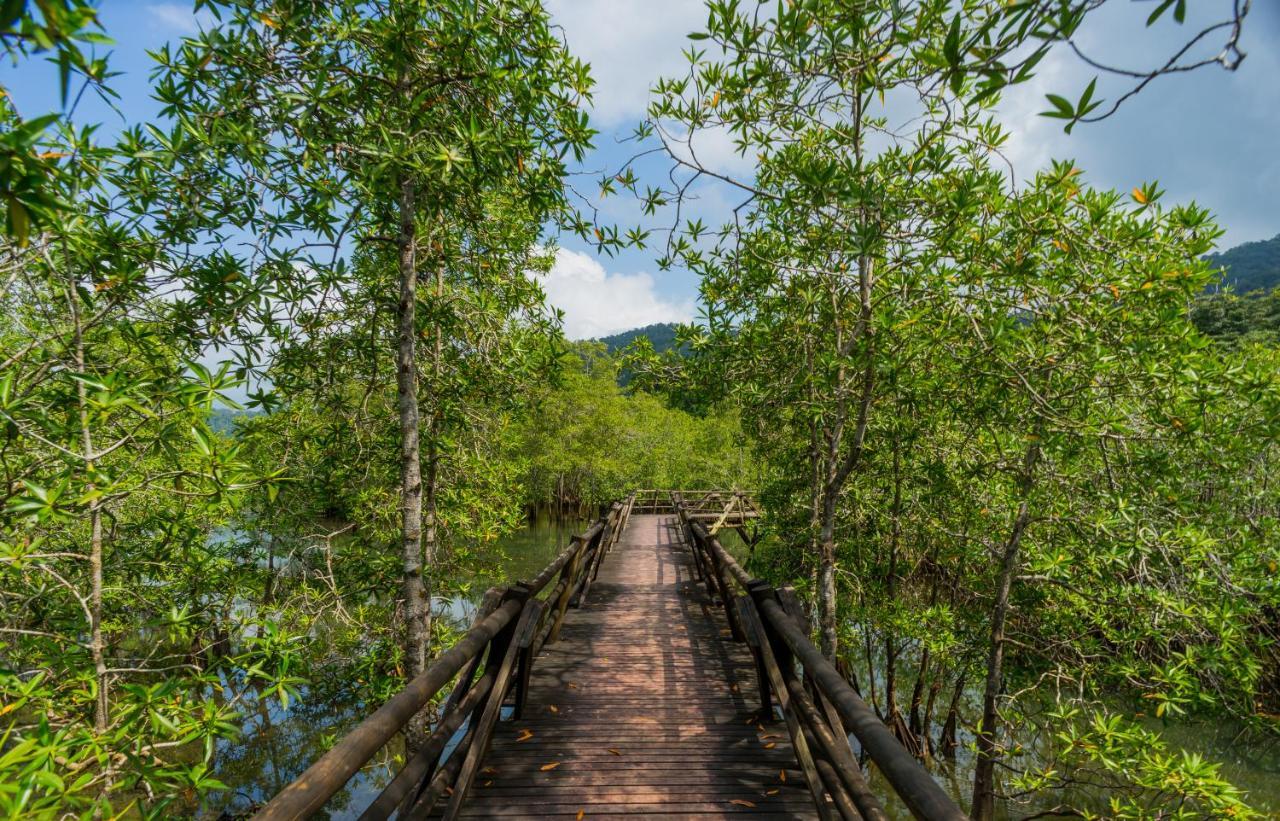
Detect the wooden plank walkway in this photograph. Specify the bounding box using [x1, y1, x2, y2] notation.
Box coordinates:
[451, 514, 819, 819]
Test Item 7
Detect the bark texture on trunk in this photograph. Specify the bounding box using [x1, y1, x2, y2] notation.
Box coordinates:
[817, 488, 839, 660]
[69, 280, 108, 735]
[941, 672, 966, 759]
[395, 175, 429, 688]
[970, 444, 1039, 820]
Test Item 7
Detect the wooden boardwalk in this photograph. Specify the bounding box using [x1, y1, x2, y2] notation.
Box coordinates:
[453, 514, 819, 818]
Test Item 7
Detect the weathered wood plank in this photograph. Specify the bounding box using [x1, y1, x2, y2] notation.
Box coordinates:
[441, 515, 819, 818]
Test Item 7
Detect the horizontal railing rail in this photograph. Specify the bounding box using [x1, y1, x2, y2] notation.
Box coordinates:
[673, 494, 966, 821]
[254, 493, 635, 821]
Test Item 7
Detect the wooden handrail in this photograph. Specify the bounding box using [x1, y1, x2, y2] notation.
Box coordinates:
[254, 491, 961, 818]
[676, 503, 966, 821]
[253, 498, 634, 821]
[253, 599, 522, 820]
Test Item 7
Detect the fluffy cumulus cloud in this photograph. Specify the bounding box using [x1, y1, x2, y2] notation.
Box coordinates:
[546, 0, 707, 125]
[537, 249, 694, 339]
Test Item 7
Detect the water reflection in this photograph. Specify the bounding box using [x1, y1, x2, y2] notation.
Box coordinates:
[200, 514, 587, 819]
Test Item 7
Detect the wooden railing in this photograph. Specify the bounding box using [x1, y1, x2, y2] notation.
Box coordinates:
[253, 494, 635, 821]
[673, 492, 967, 821]
[629, 488, 674, 514]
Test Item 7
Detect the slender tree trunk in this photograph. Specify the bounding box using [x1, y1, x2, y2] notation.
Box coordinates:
[941, 672, 966, 759]
[910, 554, 942, 741]
[806, 343, 823, 640]
[920, 672, 942, 760]
[68, 276, 111, 806]
[69, 282, 108, 735]
[263, 533, 276, 608]
[971, 444, 1039, 820]
[908, 647, 929, 734]
[817, 485, 839, 659]
[863, 623, 880, 717]
[420, 254, 445, 669]
[394, 174, 429, 688]
[884, 435, 902, 722]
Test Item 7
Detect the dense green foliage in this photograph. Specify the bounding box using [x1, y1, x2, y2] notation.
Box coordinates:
[1193, 288, 1280, 348]
[515, 344, 756, 511]
[611, 1, 1279, 817]
[0, 0, 1272, 817]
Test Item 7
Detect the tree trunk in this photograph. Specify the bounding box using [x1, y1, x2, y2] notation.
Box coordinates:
[863, 623, 880, 717]
[971, 443, 1038, 820]
[421, 249, 446, 665]
[817, 484, 839, 660]
[395, 174, 429, 688]
[940, 672, 966, 759]
[69, 281, 108, 735]
[920, 671, 942, 760]
[910, 555, 942, 741]
[908, 646, 929, 736]
[884, 435, 902, 723]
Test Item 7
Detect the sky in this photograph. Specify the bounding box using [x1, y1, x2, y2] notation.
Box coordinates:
[5, 0, 1278, 339]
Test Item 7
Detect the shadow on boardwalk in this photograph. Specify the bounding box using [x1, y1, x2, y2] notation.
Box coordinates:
[451, 514, 818, 819]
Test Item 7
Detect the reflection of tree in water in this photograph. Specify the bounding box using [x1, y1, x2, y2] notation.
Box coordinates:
[200, 679, 401, 819]
[199, 516, 587, 818]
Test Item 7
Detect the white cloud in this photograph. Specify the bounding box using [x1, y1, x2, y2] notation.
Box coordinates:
[147, 3, 216, 36]
[992, 47, 1077, 182]
[547, 0, 707, 126]
[537, 248, 694, 339]
[662, 123, 759, 181]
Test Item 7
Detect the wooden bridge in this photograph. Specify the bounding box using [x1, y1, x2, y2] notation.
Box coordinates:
[254, 492, 965, 820]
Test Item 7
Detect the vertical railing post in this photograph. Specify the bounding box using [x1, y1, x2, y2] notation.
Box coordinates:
[439, 585, 538, 820]
[709, 533, 745, 641]
[547, 535, 586, 645]
[736, 595, 773, 717]
[743, 581, 836, 820]
[674, 494, 706, 583]
[578, 512, 613, 602]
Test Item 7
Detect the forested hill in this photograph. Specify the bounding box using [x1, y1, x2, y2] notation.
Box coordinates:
[1193, 233, 1280, 346]
[597, 323, 680, 354]
[1207, 232, 1280, 293]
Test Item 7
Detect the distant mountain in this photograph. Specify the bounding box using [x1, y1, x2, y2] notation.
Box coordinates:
[208, 407, 261, 436]
[1207, 233, 1280, 294]
[597, 323, 681, 355]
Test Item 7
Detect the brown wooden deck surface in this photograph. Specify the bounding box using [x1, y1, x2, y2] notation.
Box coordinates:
[450, 514, 819, 819]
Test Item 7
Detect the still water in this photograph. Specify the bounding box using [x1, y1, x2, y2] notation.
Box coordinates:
[200, 514, 587, 819]
[203, 518, 1279, 819]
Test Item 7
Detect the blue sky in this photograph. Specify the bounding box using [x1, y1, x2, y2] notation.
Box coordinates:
[5, 1, 1278, 338]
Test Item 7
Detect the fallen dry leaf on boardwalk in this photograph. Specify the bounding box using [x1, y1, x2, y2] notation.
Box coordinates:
[516, 729, 534, 742]
[540, 761, 561, 771]
[607, 748, 621, 756]
[729, 799, 757, 808]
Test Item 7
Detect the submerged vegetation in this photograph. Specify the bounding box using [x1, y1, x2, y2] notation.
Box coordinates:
[1, 0, 1275, 818]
